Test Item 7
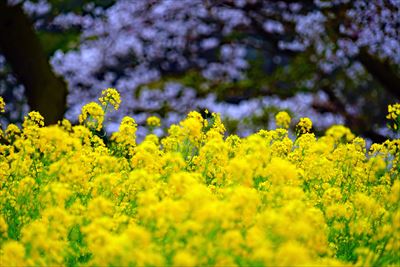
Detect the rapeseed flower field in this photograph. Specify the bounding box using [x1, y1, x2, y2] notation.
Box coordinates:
[0, 90, 399, 266]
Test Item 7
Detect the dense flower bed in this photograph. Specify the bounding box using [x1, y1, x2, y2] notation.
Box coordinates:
[0, 91, 399, 266]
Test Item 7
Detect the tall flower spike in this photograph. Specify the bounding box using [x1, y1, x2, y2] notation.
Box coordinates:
[99, 88, 121, 111]
[275, 111, 291, 129]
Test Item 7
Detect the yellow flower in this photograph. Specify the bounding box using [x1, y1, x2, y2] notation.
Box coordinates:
[264, 157, 299, 186]
[146, 116, 161, 127]
[0, 91, 399, 266]
[5, 123, 21, 139]
[79, 102, 104, 131]
[99, 88, 121, 110]
[1, 241, 27, 266]
[180, 111, 206, 145]
[386, 103, 400, 120]
[275, 111, 291, 129]
[325, 125, 355, 143]
[0, 215, 8, 238]
[275, 241, 311, 266]
[111, 116, 137, 156]
[0, 96, 5, 113]
[296, 117, 312, 134]
[387, 103, 400, 131]
[173, 250, 197, 267]
[22, 111, 45, 128]
[58, 118, 72, 131]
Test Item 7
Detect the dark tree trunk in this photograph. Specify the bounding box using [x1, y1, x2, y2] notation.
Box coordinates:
[358, 49, 400, 100]
[0, 1, 67, 124]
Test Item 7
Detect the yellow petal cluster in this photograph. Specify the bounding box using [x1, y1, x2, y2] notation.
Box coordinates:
[296, 117, 313, 134]
[22, 111, 45, 128]
[387, 103, 400, 130]
[275, 111, 291, 129]
[0, 92, 399, 266]
[0, 96, 5, 113]
[98, 88, 121, 111]
[387, 103, 400, 120]
[146, 115, 161, 127]
[79, 102, 105, 131]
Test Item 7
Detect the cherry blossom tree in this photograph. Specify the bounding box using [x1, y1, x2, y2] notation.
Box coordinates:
[1, 0, 399, 140]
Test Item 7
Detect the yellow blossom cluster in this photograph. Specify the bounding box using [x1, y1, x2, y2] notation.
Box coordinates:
[22, 111, 45, 128]
[0, 91, 399, 266]
[146, 116, 161, 127]
[275, 111, 291, 129]
[387, 103, 400, 130]
[99, 88, 121, 111]
[296, 117, 313, 135]
[387, 103, 400, 120]
[78, 102, 105, 131]
[0, 97, 5, 113]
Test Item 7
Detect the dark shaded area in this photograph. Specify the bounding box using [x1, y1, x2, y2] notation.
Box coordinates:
[358, 49, 400, 100]
[0, 1, 67, 124]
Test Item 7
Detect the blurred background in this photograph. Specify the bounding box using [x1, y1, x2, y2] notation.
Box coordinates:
[0, 0, 399, 141]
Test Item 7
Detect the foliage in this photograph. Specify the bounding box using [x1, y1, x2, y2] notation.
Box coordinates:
[1, 89, 399, 266]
